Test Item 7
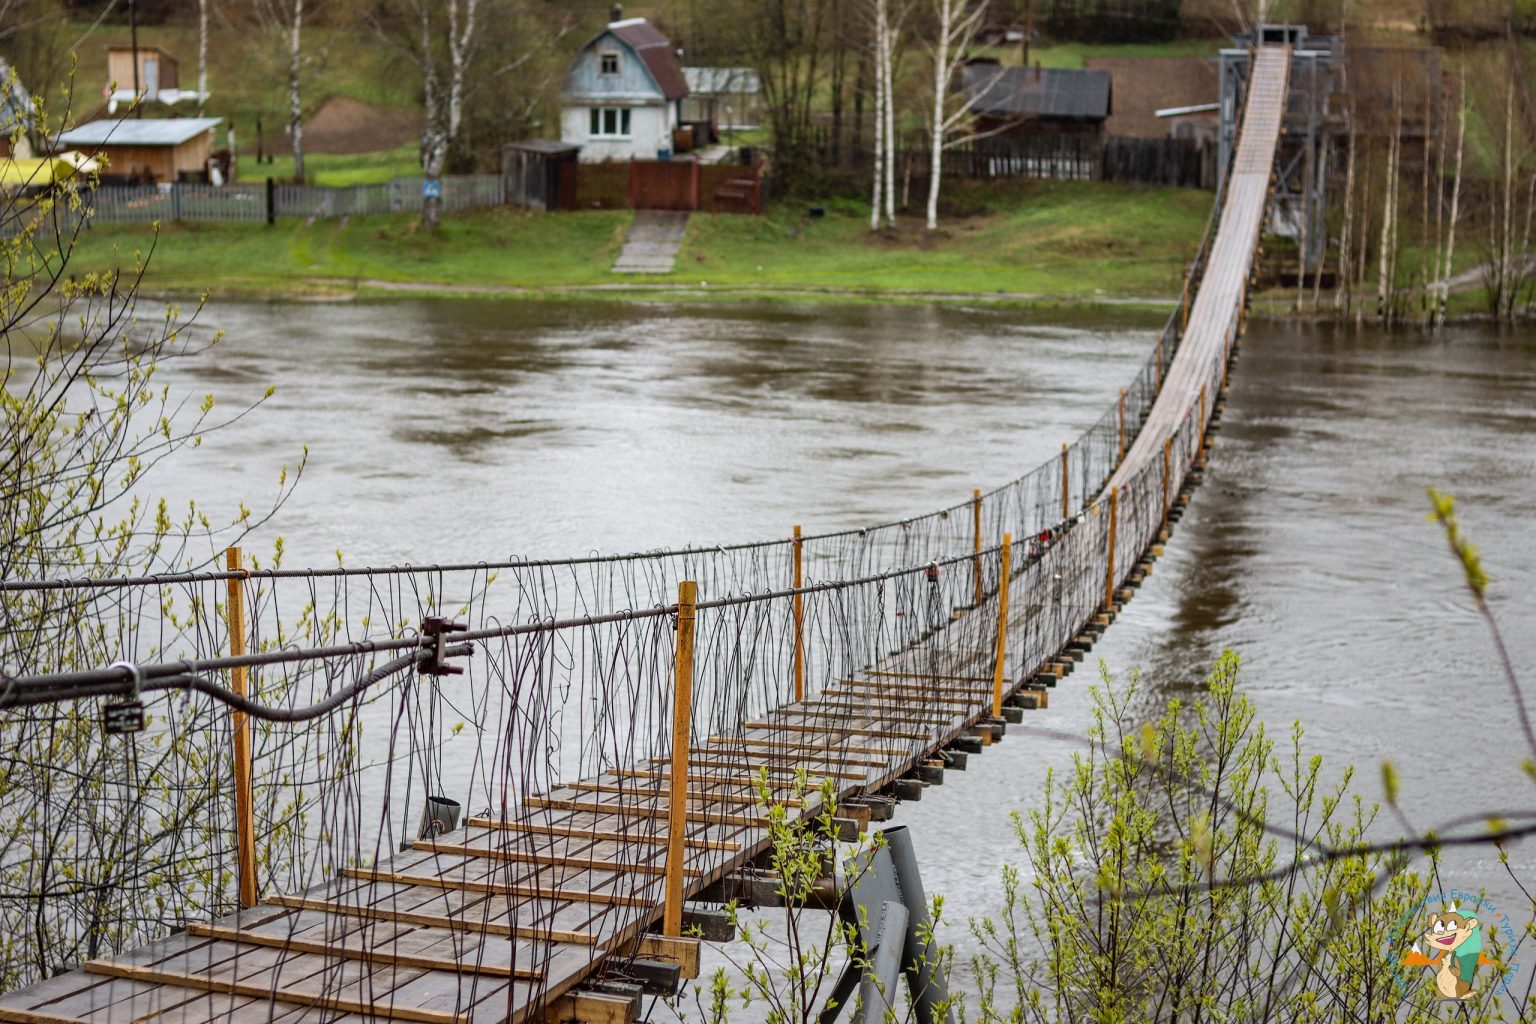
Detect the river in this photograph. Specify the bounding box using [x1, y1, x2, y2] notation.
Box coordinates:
[159, 300, 1535, 997]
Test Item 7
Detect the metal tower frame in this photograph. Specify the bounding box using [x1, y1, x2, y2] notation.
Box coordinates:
[1218, 24, 1340, 273]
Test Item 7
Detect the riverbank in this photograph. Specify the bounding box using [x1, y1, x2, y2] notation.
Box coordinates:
[64, 180, 1214, 306]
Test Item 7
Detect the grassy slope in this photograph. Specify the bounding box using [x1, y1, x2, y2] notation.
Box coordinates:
[62, 179, 1213, 301]
[69, 208, 634, 294]
[680, 181, 1212, 296]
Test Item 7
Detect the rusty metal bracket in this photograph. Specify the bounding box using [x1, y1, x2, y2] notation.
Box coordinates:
[419, 617, 469, 676]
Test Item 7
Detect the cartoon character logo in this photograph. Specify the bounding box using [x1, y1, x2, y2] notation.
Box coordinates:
[1400, 901, 1498, 1001]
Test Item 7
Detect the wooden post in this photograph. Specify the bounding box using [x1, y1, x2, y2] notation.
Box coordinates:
[663, 580, 698, 937]
[1117, 388, 1127, 460]
[1161, 437, 1172, 527]
[1199, 383, 1208, 442]
[225, 547, 258, 909]
[971, 490, 983, 606]
[1059, 443, 1070, 521]
[792, 528, 804, 703]
[1155, 340, 1164, 390]
[1181, 274, 1190, 332]
[1103, 488, 1118, 612]
[990, 534, 1013, 719]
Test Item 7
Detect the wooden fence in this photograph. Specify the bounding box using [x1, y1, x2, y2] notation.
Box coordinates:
[60, 174, 508, 225]
[812, 130, 1217, 190]
[557, 160, 762, 214]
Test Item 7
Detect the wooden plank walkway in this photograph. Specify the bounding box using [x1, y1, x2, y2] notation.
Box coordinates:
[0, 45, 1292, 1024]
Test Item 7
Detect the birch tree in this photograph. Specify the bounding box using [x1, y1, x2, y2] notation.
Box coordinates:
[197, 0, 208, 116]
[869, 0, 888, 229]
[287, 0, 305, 182]
[254, 0, 312, 183]
[923, 0, 987, 231]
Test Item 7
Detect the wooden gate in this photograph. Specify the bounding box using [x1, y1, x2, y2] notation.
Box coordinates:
[558, 161, 761, 213]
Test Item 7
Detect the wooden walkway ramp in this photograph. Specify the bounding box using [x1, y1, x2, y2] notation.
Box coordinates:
[0, 44, 1292, 1024]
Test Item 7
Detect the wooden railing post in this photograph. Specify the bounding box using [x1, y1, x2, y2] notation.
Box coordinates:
[1117, 388, 1127, 460]
[225, 547, 257, 909]
[1181, 274, 1191, 333]
[1059, 443, 1070, 521]
[971, 489, 983, 606]
[990, 533, 1013, 719]
[1161, 437, 1173, 529]
[792, 528, 804, 703]
[1103, 488, 1119, 612]
[663, 579, 698, 937]
[1155, 340, 1164, 391]
[1199, 383, 1208, 445]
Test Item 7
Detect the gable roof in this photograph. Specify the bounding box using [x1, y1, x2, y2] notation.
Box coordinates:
[56, 117, 222, 147]
[575, 18, 688, 100]
[962, 64, 1111, 121]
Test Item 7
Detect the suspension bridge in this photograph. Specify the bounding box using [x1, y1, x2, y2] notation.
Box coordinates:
[0, 43, 1291, 1024]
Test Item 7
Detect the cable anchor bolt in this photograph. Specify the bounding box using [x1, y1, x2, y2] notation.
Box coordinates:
[419, 617, 469, 676]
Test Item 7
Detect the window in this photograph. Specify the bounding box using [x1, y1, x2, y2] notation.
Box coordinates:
[588, 107, 631, 138]
[599, 51, 619, 75]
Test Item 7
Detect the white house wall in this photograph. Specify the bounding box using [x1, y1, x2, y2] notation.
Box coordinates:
[561, 103, 674, 163]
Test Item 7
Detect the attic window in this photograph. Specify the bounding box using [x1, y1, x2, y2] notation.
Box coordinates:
[599, 52, 620, 75]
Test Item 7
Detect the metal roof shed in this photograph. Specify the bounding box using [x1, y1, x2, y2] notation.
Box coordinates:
[54, 117, 222, 184]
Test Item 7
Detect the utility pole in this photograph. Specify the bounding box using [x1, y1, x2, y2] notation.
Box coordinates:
[129, 0, 141, 117]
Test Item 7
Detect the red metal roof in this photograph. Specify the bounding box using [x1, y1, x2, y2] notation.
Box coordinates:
[601, 19, 689, 100]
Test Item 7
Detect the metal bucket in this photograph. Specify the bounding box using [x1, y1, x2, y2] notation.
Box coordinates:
[417, 795, 462, 839]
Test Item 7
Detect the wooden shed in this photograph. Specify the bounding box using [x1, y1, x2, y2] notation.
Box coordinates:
[54, 117, 221, 184]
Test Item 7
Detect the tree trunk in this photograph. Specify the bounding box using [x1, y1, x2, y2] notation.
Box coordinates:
[882, 15, 896, 226]
[197, 0, 208, 116]
[1438, 78, 1465, 327]
[924, 0, 952, 232]
[870, 0, 886, 230]
[1376, 99, 1399, 326]
[288, 0, 305, 184]
[1334, 116, 1354, 318]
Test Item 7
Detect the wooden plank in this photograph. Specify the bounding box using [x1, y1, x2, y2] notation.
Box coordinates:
[0, 1010, 87, 1024]
[413, 837, 703, 877]
[267, 895, 596, 947]
[866, 670, 992, 683]
[741, 720, 933, 741]
[824, 686, 983, 706]
[563, 781, 802, 811]
[771, 707, 960, 728]
[464, 818, 741, 852]
[183, 923, 544, 981]
[340, 868, 656, 910]
[631, 935, 701, 979]
[644, 759, 869, 782]
[524, 797, 766, 828]
[540, 990, 637, 1024]
[705, 736, 906, 757]
[80, 961, 466, 1024]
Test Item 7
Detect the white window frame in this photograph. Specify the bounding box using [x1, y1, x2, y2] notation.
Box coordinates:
[588, 107, 632, 139]
[598, 51, 620, 76]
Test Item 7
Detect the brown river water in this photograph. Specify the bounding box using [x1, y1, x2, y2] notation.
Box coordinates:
[157, 300, 1534, 991]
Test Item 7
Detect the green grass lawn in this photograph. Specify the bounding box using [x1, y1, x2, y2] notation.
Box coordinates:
[304, 145, 422, 187]
[68, 207, 634, 294]
[63, 179, 1214, 302]
[678, 180, 1211, 297]
[973, 38, 1226, 69]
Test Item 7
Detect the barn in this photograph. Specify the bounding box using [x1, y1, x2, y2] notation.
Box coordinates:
[962, 63, 1112, 139]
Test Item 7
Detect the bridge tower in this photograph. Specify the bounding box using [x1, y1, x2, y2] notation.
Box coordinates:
[1218, 24, 1341, 274]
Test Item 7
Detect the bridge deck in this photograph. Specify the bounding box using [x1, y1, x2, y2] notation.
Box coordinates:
[0, 45, 1292, 1024]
